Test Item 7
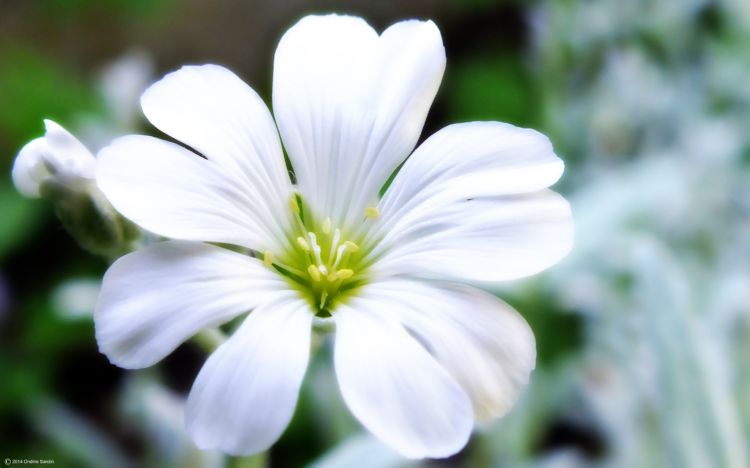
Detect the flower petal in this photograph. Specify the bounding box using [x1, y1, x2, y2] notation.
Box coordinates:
[96, 135, 288, 250]
[375, 121, 564, 232]
[371, 190, 574, 283]
[141, 64, 292, 231]
[363, 122, 570, 282]
[12, 120, 96, 197]
[273, 15, 445, 226]
[186, 294, 312, 455]
[333, 304, 472, 459]
[12, 137, 51, 197]
[95, 240, 288, 369]
[42, 119, 97, 177]
[358, 279, 536, 423]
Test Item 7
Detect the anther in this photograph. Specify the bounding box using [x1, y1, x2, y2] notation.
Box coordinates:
[336, 269, 354, 280]
[365, 206, 380, 218]
[322, 217, 332, 234]
[307, 264, 322, 282]
[343, 240, 359, 252]
[296, 236, 310, 251]
[263, 250, 273, 267]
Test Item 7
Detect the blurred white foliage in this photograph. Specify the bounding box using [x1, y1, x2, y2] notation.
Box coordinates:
[52, 277, 100, 319]
[310, 432, 418, 468]
[78, 50, 154, 150]
[31, 398, 133, 468]
[575, 241, 747, 468]
[118, 374, 224, 468]
[479, 0, 750, 466]
[100, 51, 155, 130]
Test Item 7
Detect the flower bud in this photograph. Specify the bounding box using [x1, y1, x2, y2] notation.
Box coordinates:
[12, 120, 139, 257]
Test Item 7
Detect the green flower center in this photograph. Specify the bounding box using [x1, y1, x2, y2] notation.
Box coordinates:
[263, 195, 376, 317]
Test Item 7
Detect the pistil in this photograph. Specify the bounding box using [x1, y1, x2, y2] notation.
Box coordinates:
[263, 194, 371, 314]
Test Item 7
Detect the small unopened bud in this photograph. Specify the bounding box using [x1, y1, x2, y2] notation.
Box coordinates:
[12, 120, 96, 198]
[40, 176, 139, 257]
[13, 120, 140, 257]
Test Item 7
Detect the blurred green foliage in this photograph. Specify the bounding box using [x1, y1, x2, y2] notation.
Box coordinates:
[0, 46, 101, 152]
[442, 53, 537, 126]
[0, 183, 46, 261]
[34, 0, 167, 16]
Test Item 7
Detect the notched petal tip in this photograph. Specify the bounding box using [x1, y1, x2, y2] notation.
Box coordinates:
[273, 12, 446, 228]
[291, 12, 375, 29]
[383, 17, 443, 42]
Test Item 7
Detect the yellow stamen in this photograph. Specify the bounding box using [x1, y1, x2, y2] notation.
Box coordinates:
[322, 217, 332, 234]
[327, 271, 339, 282]
[296, 236, 311, 251]
[343, 240, 359, 252]
[336, 269, 354, 280]
[263, 250, 273, 267]
[365, 206, 380, 218]
[307, 264, 322, 282]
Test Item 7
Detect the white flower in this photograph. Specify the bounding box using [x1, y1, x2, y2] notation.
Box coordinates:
[12, 119, 96, 198]
[94, 14, 573, 459]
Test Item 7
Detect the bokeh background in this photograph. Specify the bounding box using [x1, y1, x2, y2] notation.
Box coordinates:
[2, 0, 749, 467]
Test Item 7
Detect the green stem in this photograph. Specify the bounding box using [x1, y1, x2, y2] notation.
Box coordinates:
[229, 451, 267, 468]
